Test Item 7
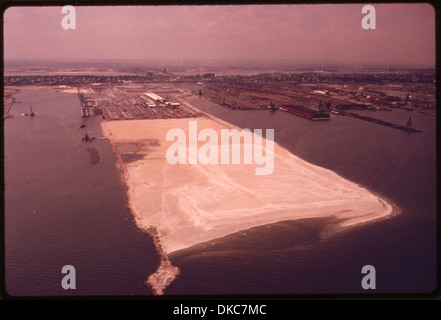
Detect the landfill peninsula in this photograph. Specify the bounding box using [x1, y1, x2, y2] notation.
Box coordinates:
[101, 111, 395, 294]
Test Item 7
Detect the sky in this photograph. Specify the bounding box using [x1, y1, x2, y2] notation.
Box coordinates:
[3, 3, 436, 67]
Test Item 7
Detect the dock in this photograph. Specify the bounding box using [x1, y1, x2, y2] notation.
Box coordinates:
[279, 105, 330, 120]
[343, 112, 422, 133]
[4, 96, 15, 120]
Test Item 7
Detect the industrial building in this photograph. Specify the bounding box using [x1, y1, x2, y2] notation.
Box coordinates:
[143, 92, 180, 108]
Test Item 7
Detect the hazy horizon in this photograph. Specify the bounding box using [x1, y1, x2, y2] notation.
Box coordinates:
[4, 4, 436, 68]
[4, 56, 437, 66]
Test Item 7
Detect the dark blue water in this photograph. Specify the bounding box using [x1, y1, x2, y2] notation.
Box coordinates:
[4, 88, 437, 296]
[4, 87, 158, 296]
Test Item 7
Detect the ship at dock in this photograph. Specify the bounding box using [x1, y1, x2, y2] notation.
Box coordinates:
[279, 104, 330, 120]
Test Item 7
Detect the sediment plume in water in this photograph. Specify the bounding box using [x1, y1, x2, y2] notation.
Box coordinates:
[86, 147, 100, 165]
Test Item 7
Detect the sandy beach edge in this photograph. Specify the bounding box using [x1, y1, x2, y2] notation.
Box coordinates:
[100, 119, 182, 295]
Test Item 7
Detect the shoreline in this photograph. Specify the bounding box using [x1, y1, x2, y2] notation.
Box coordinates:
[100, 119, 182, 295]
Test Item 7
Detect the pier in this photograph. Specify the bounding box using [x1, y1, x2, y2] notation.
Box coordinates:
[4, 96, 15, 120]
[343, 112, 422, 133]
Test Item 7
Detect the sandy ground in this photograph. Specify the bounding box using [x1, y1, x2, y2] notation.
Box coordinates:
[101, 115, 395, 255]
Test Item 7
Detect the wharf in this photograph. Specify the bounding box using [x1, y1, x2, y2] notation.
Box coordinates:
[279, 105, 330, 121]
[4, 97, 15, 120]
[343, 112, 422, 133]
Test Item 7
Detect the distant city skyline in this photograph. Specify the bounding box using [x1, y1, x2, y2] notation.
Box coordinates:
[3, 4, 436, 68]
